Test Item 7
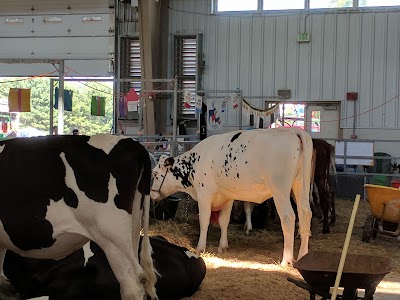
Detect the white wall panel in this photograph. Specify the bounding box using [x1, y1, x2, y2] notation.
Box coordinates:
[263, 17, 276, 98]
[385, 13, 399, 128]
[169, 0, 400, 131]
[274, 16, 288, 95]
[286, 16, 300, 99]
[227, 18, 240, 90]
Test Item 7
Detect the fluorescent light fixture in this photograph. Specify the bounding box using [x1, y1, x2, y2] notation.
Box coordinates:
[5, 18, 24, 24]
[82, 16, 102, 22]
[43, 16, 62, 23]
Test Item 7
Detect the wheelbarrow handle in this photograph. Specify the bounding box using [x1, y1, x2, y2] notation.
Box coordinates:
[331, 194, 361, 300]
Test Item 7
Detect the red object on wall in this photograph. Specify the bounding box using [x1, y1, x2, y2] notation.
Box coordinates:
[346, 92, 358, 100]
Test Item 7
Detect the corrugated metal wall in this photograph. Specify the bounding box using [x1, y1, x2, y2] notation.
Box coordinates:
[169, 0, 400, 130]
[0, 0, 113, 77]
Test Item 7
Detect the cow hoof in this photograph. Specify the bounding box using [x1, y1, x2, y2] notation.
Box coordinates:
[280, 260, 293, 268]
[245, 229, 252, 235]
[218, 246, 228, 254]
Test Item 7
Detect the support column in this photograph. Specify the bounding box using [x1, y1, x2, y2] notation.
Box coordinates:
[138, 0, 168, 135]
[58, 60, 65, 135]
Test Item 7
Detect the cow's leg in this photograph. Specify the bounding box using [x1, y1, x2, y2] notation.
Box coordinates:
[218, 200, 234, 253]
[316, 177, 330, 234]
[329, 183, 336, 226]
[100, 242, 146, 300]
[292, 182, 312, 261]
[0, 248, 5, 284]
[196, 198, 212, 252]
[272, 191, 296, 267]
[243, 202, 254, 235]
[90, 215, 147, 300]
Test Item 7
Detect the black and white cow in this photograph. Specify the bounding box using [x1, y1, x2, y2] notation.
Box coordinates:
[3, 236, 206, 300]
[151, 128, 313, 266]
[0, 134, 157, 300]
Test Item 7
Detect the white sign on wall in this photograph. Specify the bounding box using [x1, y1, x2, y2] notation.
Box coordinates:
[335, 141, 374, 166]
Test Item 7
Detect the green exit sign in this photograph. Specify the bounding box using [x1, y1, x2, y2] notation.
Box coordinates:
[297, 33, 310, 43]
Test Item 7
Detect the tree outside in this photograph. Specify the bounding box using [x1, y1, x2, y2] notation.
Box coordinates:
[0, 77, 114, 136]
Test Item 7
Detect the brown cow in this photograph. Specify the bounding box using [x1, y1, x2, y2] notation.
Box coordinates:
[310, 139, 336, 234]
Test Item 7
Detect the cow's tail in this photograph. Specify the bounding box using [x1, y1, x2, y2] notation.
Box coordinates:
[296, 128, 313, 250]
[140, 194, 158, 299]
[138, 148, 158, 299]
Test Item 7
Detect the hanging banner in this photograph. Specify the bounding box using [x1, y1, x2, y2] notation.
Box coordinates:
[91, 96, 106, 116]
[231, 92, 240, 109]
[195, 95, 203, 113]
[8, 88, 31, 112]
[183, 89, 192, 109]
[126, 88, 139, 112]
[119, 96, 127, 118]
[207, 99, 223, 131]
[54, 88, 73, 111]
[241, 99, 279, 127]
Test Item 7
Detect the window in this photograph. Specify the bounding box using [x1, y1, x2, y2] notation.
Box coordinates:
[272, 103, 305, 129]
[217, 0, 258, 12]
[264, 0, 304, 10]
[119, 37, 141, 119]
[311, 110, 321, 132]
[174, 34, 203, 115]
[215, 0, 400, 12]
[129, 39, 141, 92]
[359, 0, 400, 7]
[310, 0, 352, 9]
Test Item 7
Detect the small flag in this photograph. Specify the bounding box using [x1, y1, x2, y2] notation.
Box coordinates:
[91, 96, 106, 116]
[222, 97, 229, 112]
[231, 92, 239, 109]
[126, 88, 139, 101]
[54, 88, 73, 111]
[183, 89, 192, 109]
[119, 96, 127, 118]
[195, 95, 203, 113]
[8, 88, 31, 112]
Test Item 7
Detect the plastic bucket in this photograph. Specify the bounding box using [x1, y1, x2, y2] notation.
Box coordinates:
[391, 180, 400, 188]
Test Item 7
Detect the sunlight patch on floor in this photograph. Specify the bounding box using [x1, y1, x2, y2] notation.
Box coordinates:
[203, 255, 283, 272]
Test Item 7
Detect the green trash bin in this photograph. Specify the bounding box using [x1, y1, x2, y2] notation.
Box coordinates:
[372, 174, 388, 186]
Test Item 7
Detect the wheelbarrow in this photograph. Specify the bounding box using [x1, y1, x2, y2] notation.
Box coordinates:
[362, 184, 400, 242]
[287, 250, 393, 300]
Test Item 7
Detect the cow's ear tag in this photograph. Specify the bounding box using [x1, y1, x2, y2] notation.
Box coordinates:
[164, 157, 174, 167]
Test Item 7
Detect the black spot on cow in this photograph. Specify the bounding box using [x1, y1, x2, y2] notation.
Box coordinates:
[245, 161, 248, 164]
[170, 153, 199, 188]
[64, 187, 79, 208]
[230, 132, 242, 143]
[201, 183, 204, 187]
[237, 173, 240, 178]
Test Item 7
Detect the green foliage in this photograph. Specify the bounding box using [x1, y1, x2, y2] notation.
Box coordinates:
[0, 77, 114, 135]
